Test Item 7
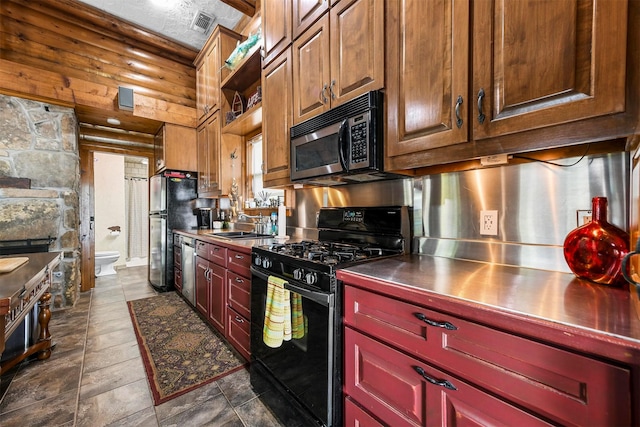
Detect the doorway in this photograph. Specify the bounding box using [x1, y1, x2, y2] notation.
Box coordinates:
[79, 147, 153, 291]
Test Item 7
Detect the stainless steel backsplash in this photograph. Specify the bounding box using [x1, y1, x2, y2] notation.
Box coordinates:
[285, 151, 629, 273]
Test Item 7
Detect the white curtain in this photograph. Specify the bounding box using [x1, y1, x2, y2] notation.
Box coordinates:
[126, 178, 149, 259]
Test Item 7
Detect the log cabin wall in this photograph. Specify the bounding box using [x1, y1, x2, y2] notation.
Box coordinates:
[0, 0, 199, 138]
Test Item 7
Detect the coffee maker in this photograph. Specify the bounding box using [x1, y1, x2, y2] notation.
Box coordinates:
[191, 198, 217, 229]
[194, 208, 213, 229]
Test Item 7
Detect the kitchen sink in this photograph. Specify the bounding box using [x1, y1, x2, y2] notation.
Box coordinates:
[206, 231, 273, 240]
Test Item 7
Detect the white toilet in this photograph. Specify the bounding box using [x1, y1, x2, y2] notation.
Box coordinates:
[95, 251, 120, 277]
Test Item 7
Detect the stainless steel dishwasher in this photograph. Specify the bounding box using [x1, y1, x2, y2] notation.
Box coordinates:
[181, 236, 196, 306]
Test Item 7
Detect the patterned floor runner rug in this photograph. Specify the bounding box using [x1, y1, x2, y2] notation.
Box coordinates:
[127, 292, 247, 405]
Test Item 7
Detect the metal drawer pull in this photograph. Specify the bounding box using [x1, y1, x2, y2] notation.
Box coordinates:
[329, 80, 336, 100]
[454, 95, 463, 128]
[414, 312, 457, 330]
[414, 366, 457, 390]
[477, 88, 486, 124]
[235, 254, 244, 259]
[235, 277, 244, 283]
[235, 316, 244, 323]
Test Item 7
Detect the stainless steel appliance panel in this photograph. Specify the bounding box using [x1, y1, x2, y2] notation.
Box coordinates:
[181, 236, 195, 306]
[149, 215, 166, 288]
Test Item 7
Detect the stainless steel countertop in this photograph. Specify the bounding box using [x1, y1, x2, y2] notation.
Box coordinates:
[174, 229, 288, 251]
[337, 254, 640, 355]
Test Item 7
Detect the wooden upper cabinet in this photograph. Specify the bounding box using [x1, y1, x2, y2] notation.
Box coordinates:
[197, 112, 221, 196]
[330, 0, 384, 105]
[194, 26, 243, 124]
[293, 0, 331, 39]
[293, 14, 331, 124]
[262, 48, 293, 187]
[385, 0, 632, 171]
[262, 0, 292, 66]
[154, 123, 197, 173]
[472, 0, 628, 140]
[385, 0, 470, 159]
[292, 0, 384, 124]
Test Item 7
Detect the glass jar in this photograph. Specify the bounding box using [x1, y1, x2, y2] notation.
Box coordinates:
[563, 197, 630, 286]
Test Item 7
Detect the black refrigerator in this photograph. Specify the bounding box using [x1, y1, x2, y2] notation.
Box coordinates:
[148, 170, 197, 292]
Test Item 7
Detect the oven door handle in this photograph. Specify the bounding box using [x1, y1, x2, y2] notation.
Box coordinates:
[252, 267, 332, 307]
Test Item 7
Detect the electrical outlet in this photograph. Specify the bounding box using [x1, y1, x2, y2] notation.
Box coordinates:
[480, 210, 498, 236]
[576, 209, 592, 226]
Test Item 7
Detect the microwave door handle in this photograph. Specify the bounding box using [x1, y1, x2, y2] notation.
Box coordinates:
[338, 119, 349, 172]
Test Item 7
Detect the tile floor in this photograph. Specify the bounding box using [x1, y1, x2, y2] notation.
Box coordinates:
[0, 266, 287, 427]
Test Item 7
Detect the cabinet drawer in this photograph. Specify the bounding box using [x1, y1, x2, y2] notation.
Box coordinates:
[227, 271, 250, 320]
[227, 249, 250, 276]
[174, 246, 182, 268]
[344, 397, 384, 427]
[175, 268, 182, 293]
[227, 307, 250, 361]
[345, 328, 550, 427]
[209, 243, 226, 265]
[195, 240, 209, 259]
[344, 286, 631, 426]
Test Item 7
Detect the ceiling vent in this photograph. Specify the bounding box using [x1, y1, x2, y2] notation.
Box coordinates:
[191, 11, 215, 33]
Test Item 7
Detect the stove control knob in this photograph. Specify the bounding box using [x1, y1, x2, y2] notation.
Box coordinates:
[293, 268, 304, 281]
[262, 257, 272, 269]
[305, 272, 318, 285]
[254, 256, 262, 266]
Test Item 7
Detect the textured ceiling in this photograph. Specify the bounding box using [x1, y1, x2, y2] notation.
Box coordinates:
[75, 0, 244, 50]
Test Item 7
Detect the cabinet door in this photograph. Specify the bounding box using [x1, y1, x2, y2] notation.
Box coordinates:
[196, 60, 208, 122]
[198, 112, 221, 196]
[153, 125, 165, 172]
[196, 123, 209, 193]
[345, 328, 551, 427]
[262, 48, 293, 187]
[195, 257, 209, 316]
[329, 0, 384, 107]
[262, 0, 292, 66]
[292, 13, 331, 124]
[472, 0, 628, 140]
[205, 38, 221, 115]
[163, 124, 197, 172]
[208, 263, 226, 334]
[385, 0, 470, 163]
[293, 0, 330, 39]
[207, 113, 220, 193]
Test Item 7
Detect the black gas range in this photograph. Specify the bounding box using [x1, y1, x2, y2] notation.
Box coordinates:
[250, 206, 409, 426]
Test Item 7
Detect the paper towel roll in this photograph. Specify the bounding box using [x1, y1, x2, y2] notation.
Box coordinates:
[278, 204, 287, 237]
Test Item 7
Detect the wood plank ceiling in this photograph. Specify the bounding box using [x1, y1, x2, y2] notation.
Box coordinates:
[0, 0, 207, 152]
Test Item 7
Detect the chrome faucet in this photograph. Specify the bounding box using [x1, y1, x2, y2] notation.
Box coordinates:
[237, 212, 263, 222]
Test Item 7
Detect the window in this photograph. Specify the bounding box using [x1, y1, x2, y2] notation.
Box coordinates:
[246, 134, 283, 207]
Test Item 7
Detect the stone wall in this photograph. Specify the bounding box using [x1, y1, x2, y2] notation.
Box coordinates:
[0, 94, 81, 310]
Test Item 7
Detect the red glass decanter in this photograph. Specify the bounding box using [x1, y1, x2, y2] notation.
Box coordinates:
[563, 197, 630, 286]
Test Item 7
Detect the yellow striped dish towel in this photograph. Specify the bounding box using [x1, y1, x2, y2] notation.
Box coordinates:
[263, 276, 292, 348]
[291, 293, 305, 339]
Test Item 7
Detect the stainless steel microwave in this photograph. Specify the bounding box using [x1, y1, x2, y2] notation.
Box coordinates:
[290, 90, 390, 185]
